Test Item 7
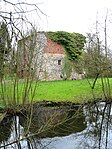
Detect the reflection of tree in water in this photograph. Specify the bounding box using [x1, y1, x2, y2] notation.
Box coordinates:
[18, 104, 87, 148]
[19, 104, 86, 138]
[0, 115, 13, 146]
[0, 102, 112, 148]
[0, 104, 87, 148]
[84, 102, 112, 149]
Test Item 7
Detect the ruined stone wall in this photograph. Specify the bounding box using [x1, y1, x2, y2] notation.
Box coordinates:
[18, 32, 82, 80]
[40, 53, 65, 80]
[37, 37, 65, 80]
[17, 32, 47, 78]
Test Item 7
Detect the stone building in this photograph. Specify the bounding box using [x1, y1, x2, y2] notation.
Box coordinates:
[17, 32, 83, 81]
[17, 32, 65, 80]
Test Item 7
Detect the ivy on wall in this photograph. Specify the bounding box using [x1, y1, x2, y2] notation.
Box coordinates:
[62, 57, 72, 80]
[47, 31, 86, 61]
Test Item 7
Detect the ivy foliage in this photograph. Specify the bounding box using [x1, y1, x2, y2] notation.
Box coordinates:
[62, 57, 72, 80]
[47, 31, 86, 61]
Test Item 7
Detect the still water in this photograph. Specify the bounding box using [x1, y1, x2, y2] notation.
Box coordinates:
[0, 102, 112, 149]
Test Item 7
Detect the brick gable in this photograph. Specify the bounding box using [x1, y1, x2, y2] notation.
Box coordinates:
[44, 38, 64, 54]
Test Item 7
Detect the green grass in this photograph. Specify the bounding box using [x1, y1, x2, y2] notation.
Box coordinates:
[33, 80, 94, 103]
[33, 79, 103, 103]
[0, 78, 112, 105]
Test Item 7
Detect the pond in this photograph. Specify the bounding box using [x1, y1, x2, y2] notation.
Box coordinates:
[0, 102, 112, 149]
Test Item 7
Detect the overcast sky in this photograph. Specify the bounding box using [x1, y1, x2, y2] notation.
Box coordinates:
[1, 0, 112, 35]
[1, 0, 112, 45]
[38, 0, 112, 35]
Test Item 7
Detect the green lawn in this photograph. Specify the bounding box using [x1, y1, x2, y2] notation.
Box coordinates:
[33, 79, 107, 103]
[33, 79, 98, 103]
[0, 78, 112, 105]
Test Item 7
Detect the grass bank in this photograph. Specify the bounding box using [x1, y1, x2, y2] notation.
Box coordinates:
[1, 78, 112, 107]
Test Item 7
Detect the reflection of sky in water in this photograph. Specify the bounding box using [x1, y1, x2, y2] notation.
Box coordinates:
[40, 132, 87, 149]
[2, 129, 112, 149]
[0, 102, 112, 149]
[35, 102, 112, 149]
[40, 128, 112, 149]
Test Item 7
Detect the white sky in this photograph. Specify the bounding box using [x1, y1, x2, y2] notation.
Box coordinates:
[1, 0, 112, 46]
[38, 0, 112, 35]
[1, 0, 112, 35]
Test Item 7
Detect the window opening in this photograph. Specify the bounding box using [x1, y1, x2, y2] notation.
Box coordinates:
[58, 60, 61, 65]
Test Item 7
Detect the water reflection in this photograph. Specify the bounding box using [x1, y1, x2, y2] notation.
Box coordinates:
[0, 116, 13, 143]
[19, 104, 86, 138]
[84, 102, 112, 149]
[0, 102, 112, 149]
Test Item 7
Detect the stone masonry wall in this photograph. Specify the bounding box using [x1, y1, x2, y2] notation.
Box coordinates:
[42, 53, 65, 80]
[18, 32, 82, 80]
